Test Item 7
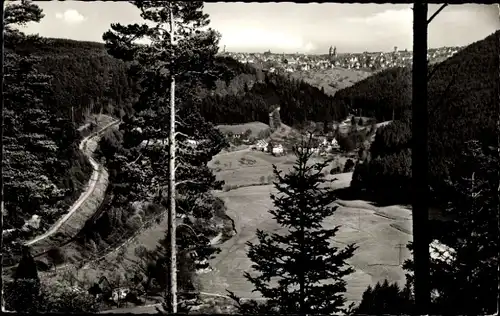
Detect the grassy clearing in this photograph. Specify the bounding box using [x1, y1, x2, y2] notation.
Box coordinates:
[267, 123, 298, 142]
[289, 68, 373, 96]
[210, 149, 349, 189]
[51, 146, 368, 310]
[198, 172, 413, 305]
[217, 122, 270, 136]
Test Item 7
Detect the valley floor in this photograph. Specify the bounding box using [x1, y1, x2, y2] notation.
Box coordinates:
[49, 140, 412, 313]
[199, 172, 413, 305]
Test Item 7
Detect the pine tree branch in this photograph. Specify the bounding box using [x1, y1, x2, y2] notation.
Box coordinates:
[175, 180, 204, 187]
[175, 131, 189, 139]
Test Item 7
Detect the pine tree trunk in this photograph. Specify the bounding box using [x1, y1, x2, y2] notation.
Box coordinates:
[412, 3, 430, 314]
[496, 6, 500, 312]
[0, 1, 5, 311]
[167, 4, 178, 313]
[298, 150, 306, 313]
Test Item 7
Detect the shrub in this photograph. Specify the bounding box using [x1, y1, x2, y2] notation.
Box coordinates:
[145, 203, 162, 216]
[330, 166, 341, 175]
[47, 247, 66, 270]
[126, 214, 143, 231]
[343, 159, 355, 173]
[337, 135, 356, 152]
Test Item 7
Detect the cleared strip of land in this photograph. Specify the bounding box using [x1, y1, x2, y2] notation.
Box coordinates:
[26, 117, 120, 257]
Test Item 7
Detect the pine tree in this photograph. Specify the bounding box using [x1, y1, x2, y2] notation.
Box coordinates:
[229, 137, 357, 314]
[5, 246, 41, 313]
[356, 285, 373, 313]
[103, 1, 231, 312]
[355, 280, 415, 315]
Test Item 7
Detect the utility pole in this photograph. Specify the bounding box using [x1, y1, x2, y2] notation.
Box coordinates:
[358, 209, 361, 231]
[167, 3, 177, 313]
[395, 243, 405, 266]
[71, 106, 74, 123]
[412, 3, 430, 314]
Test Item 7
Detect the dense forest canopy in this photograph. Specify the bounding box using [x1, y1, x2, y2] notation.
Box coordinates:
[3, 5, 100, 265]
[349, 30, 499, 207]
[10, 36, 355, 130]
[197, 64, 349, 126]
[9, 37, 136, 123]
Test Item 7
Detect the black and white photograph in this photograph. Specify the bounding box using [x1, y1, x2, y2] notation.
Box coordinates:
[1, 1, 499, 314]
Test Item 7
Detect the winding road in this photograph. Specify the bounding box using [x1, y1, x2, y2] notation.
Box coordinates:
[25, 118, 120, 247]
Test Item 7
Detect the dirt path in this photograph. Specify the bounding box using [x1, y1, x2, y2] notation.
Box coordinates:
[25, 118, 120, 247]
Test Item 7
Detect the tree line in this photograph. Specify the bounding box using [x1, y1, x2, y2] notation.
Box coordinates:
[11, 37, 136, 123]
[197, 69, 349, 127]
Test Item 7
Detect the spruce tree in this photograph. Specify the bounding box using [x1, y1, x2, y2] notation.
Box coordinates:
[355, 280, 415, 315]
[229, 137, 357, 314]
[5, 246, 41, 313]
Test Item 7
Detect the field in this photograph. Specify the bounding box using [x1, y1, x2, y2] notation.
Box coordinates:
[209, 148, 348, 189]
[202, 149, 412, 306]
[289, 68, 373, 96]
[199, 172, 413, 306]
[217, 122, 270, 136]
[65, 139, 410, 310]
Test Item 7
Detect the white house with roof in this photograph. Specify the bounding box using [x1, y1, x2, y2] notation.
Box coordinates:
[112, 288, 130, 303]
[430, 239, 456, 264]
[272, 144, 284, 156]
[331, 137, 339, 149]
[255, 139, 268, 151]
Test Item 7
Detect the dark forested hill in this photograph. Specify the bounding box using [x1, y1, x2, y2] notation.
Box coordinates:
[349, 30, 499, 206]
[11, 37, 352, 129]
[197, 63, 349, 127]
[9, 37, 136, 123]
[3, 31, 141, 264]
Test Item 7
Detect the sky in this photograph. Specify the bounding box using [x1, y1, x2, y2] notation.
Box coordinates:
[16, 1, 500, 54]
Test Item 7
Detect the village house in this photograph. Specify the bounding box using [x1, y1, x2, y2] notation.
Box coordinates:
[430, 239, 456, 264]
[320, 136, 339, 152]
[271, 143, 284, 156]
[255, 139, 269, 151]
[112, 288, 131, 303]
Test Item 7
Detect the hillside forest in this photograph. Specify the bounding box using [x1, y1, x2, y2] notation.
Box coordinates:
[4, 0, 500, 314]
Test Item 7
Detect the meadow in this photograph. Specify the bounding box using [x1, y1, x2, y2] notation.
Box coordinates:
[289, 67, 373, 96]
[199, 172, 413, 305]
[54, 127, 410, 309]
